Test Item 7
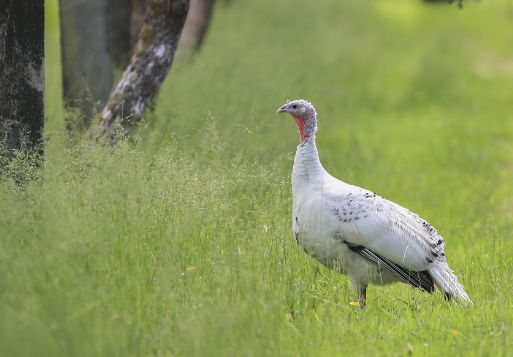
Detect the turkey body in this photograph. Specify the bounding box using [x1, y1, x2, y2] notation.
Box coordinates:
[278, 99, 471, 308]
[292, 143, 400, 288]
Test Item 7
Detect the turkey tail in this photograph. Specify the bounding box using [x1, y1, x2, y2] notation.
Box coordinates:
[429, 262, 472, 306]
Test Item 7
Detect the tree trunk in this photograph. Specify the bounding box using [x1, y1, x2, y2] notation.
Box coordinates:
[0, 2, 8, 74]
[0, 0, 45, 154]
[106, 0, 133, 69]
[177, 0, 217, 55]
[89, 0, 189, 136]
[130, 0, 147, 49]
[59, 0, 113, 128]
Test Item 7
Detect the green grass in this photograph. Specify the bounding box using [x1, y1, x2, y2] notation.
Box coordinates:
[1, 0, 513, 355]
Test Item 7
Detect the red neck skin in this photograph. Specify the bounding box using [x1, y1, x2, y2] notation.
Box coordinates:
[293, 116, 313, 146]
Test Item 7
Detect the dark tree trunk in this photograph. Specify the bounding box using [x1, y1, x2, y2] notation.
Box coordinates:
[89, 0, 189, 136]
[0, 2, 8, 73]
[106, 0, 133, 69]
[0, 0, 45, 154]
[59, 0, 113, 128]
[177, 0, 217, 55]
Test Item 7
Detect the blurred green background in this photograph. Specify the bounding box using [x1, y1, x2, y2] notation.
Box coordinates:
[1, 0, 509, 355]
[47, 0, 513, 180]
[47, 0, 513, 229]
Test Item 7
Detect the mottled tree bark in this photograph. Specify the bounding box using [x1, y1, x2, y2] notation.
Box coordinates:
[89, 0, 189, 136]
[177, 0, 217, 55]
[0, 0, 45, 154]
[59, 0, 113, 127]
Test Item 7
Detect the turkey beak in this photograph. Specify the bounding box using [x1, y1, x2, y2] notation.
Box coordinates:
[276, 105, 288, 114]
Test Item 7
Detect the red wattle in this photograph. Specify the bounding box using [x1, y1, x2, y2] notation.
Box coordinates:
[293, 116, 308, 145]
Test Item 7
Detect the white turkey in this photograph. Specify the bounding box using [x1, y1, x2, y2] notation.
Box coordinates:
[277, 99, 471, 309]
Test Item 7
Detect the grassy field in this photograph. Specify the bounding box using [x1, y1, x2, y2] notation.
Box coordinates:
[1, 0, 513, 355]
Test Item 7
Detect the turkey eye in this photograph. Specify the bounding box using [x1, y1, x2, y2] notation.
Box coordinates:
[292, 105, 297, 109]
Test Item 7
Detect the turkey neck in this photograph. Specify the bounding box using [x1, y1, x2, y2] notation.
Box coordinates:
[292, 133, 326, 190]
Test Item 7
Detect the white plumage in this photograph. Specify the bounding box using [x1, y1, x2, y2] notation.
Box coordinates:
[277, 99, 471, 308]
